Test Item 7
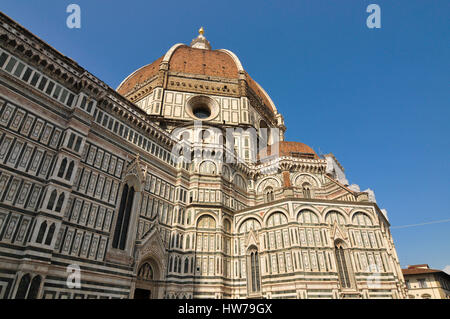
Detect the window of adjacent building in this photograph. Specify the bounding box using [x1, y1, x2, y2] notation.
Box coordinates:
[0, 52, 8, 67]
[418, 279, 427, 288]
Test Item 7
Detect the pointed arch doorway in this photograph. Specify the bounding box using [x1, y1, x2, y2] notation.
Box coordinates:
[133, 258, 160, 299]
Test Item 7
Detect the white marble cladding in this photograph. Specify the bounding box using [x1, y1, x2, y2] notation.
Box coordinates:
[0, 47, 78, 109]
[136, 90, 250, 125]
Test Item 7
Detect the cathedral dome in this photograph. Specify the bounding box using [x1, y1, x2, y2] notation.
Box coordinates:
[259, 141, 319, 160]
[116, 28, 277, 114]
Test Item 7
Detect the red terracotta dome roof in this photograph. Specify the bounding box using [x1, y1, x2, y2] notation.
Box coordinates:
[169, 46, 239, 78]
[117, 45, 239, 97]
[117, 55, 163, 96]
[116, 39, 277, 114]
[259, 141, 319, 160]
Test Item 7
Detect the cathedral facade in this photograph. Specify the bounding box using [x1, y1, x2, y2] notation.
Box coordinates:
[0, 13, 407, 299]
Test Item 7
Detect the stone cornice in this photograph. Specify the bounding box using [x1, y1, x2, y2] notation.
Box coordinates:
[256, 156, 327, 176]
[235, 196, 377, 215]
[0, 11, 177, 149]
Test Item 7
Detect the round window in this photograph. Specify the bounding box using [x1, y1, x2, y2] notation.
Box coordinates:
[186, 95, 219, 121]
[193, 103, 211, 119]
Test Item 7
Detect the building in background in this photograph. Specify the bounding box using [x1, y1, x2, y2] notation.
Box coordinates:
[0, 12, 407, 299]
[403, 265, 450, 299]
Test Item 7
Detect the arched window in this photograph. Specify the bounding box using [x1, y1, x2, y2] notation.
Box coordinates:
[112, 184, 135, 250]
[27, 275, 41, 299]
[168, 256, 173, 272]
[197, 215, 216, 229]
[15, 274, 31, 299]
[222, 165, 231, 181]
[233, 174, 247, 190]
[36, 221, 47, 244]
[297, 210, 319, 224]
[239, 218, 261, 234]
[334, 240, 352, 289]
[185, 235, 190, 249]
[44, 223, 55, 245]
[247, 247, 261, 294]
[184, 258, 189, 273]
[223, 219, 231, 233]
[173, 257, 178, 273]
[325, 211, 346, 225]
[199, 160, 217, 175]
[137, 262, 153, 280]
[177, 208, 185, 224]
[57, 158, 67, 178]
[67, 133, 75, 149]
[170, 233, 175, 248]
[15, 273, 42, 299]
[46, 190, 57, 210]
[65, 161, 74, 180]
[74, 136, 82, 152]
[177, 257, 182, 273]
[264, 186, 274, 203]
[186, 210, 192, 225]
[352, 212, 373, 226]
[302, 182, 311, 199]
[267, 212, 288, 227]
[173, 208, 178, 224]
[55, 193, 65, 212]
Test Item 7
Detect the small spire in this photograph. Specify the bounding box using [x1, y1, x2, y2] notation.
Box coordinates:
[190, 26, 211, 50]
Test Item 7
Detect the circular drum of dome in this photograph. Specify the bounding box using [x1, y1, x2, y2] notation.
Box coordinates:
[186, 95, 220, 121]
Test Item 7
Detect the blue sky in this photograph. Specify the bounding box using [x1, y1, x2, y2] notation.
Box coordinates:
[1, 1, 449, 271]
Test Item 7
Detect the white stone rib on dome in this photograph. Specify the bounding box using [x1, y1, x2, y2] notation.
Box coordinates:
[252, 79, 278, 114]
[116, 43, 186, 91]
[163, 43, 185, 63]
[116, 64, 148, 91]
[218, 49, 277, 114]
[117, 43, 277, 115]
[217, 49, 244, 72]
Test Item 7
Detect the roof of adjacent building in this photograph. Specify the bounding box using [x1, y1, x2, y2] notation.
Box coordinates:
[402, 264, 450, 278]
